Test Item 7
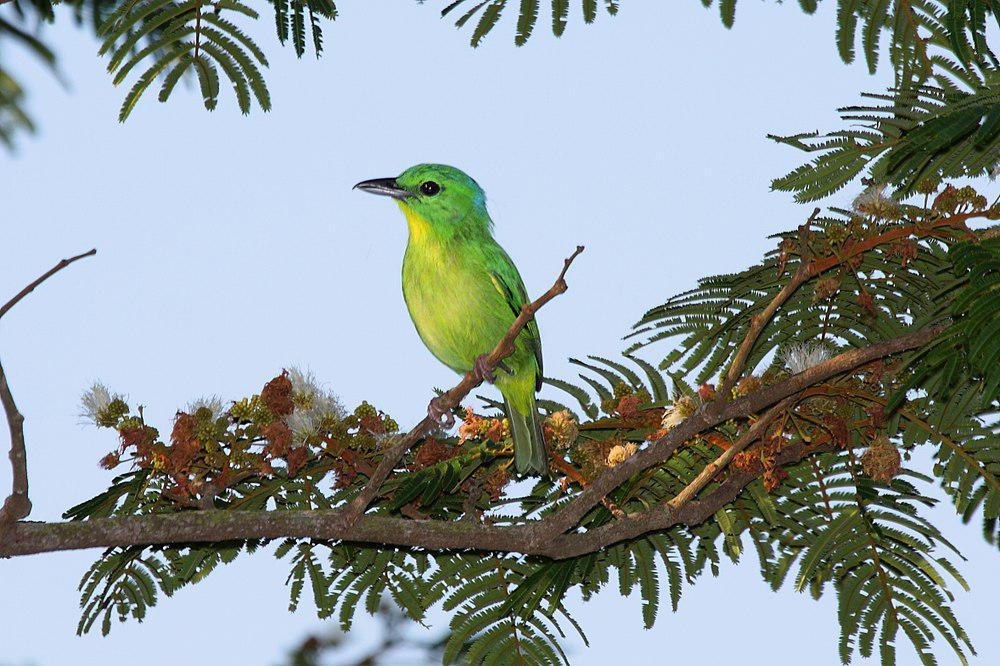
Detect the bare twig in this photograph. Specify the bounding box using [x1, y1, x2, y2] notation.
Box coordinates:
[339, 246, 585, 525]
[0, 249, 97, 529]
[0, 249, 96, 321]
[717, 209, 819, 398]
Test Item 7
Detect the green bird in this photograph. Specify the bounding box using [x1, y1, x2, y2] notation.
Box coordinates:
[355, 164, 548, 475]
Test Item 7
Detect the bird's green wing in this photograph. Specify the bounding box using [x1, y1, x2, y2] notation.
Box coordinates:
[489, 268, 543, 391]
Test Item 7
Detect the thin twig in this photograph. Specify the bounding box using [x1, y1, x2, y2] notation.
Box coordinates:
[717, 210, 819, 398]
[0, 248, 96, 321]
[0, 249, 97, 529]
[340, 246, 585, 525]
[664, 396, 794, 513]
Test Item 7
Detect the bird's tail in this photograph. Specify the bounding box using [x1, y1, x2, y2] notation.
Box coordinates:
[504, 394, 548, 476]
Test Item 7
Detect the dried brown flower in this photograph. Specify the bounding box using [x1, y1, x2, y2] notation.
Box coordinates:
[735, 375, 762, 397]
[483, 467, 509, 501]
[171, 412, 197, 447]
[763, 465, 788, 492]
[889, 239, 918, 266]
[99, 452, 120, 470]
[261, 371, 294, 417]
[861, 436, 901, 483]
[813, 276, 840, 301]
[824, 416, 850, 449]
[857, 290, 878, 318]
[263, 421, 293, 458]
[286, 447, 309, 476]
[412, 438, 459, 470]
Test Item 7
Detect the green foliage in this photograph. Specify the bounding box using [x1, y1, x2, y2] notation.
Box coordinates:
[77, 546, 177, 635]
[431, 554, 580, 664]
[0, 6, 56, 148]
[440, 0, 618, 46]
[896, 237, 1000, 407]
[97, 0, 272, 120]
[270, 0, 337, 57]
[771, 80, 1000, 201]
[0, 0, 338, 125]
[761, 454, 974, 664]
[772, 0, 999, 200]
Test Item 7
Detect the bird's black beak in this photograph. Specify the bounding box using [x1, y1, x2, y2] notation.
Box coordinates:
[353, 178, 413, 200]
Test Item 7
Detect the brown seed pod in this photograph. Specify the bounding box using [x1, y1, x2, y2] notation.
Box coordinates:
[861, 436, 901, 483]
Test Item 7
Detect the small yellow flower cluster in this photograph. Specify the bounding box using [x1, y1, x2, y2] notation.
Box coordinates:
[543, 410, 578, 450]
[458, 409, 510, 444]
[606, 442, 638, 466]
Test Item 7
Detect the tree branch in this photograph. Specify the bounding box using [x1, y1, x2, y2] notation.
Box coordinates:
[340, 245, 585, 524]
[0, 360, 29, 528]
[0, 249, 97, 529]
[717, 210, 976, 397]
[533, 321, 947, 539]
[664, 396, 795, 513]
[0, 321, 943, 559]
[0, 437, 838, 560]
[0, 248, 96, 321]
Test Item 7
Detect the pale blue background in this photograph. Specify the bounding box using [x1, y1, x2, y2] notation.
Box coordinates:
[1, 2, 996, 664]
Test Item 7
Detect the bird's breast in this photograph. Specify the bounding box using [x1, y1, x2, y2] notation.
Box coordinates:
[401, 242, 508, 374]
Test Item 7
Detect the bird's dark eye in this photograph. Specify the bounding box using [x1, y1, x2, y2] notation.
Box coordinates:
[420, 181, 441, 196]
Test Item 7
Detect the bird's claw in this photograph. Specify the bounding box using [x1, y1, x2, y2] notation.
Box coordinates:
[428, 395, 455, 428]
[473, 354, 497, 384]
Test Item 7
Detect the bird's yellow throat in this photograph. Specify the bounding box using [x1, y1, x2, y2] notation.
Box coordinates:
[397, 202, 432, 243]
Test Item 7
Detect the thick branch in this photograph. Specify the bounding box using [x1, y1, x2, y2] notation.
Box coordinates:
[340, 246, 585, 524]
[0, 249, 97, 528]
[534, 321, 947, 538]
[0, 322, 943, 558]
[0, 437, 838, 559]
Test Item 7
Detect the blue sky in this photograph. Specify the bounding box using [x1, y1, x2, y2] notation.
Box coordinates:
[1, 2, 996, 664]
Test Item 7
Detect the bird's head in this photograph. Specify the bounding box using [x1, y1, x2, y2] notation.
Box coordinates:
[354, 164, 490, 239]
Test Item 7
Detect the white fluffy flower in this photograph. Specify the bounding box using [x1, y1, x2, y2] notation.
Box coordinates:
[288, 366, 320, 400]
[185, 396, 227, 420]
[780, 342, 832, 374]
[852, 183, 887, 210]
[285, 366, 345, 446]
[80, 382, 124, 426]
[661, 395, 698, 431]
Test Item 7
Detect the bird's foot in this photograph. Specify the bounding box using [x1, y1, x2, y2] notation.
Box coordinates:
[473, 354, 512, 384]
[428, 395, 455, 428]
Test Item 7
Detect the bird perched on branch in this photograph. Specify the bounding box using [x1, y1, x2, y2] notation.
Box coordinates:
[355, 164, 547, 475]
